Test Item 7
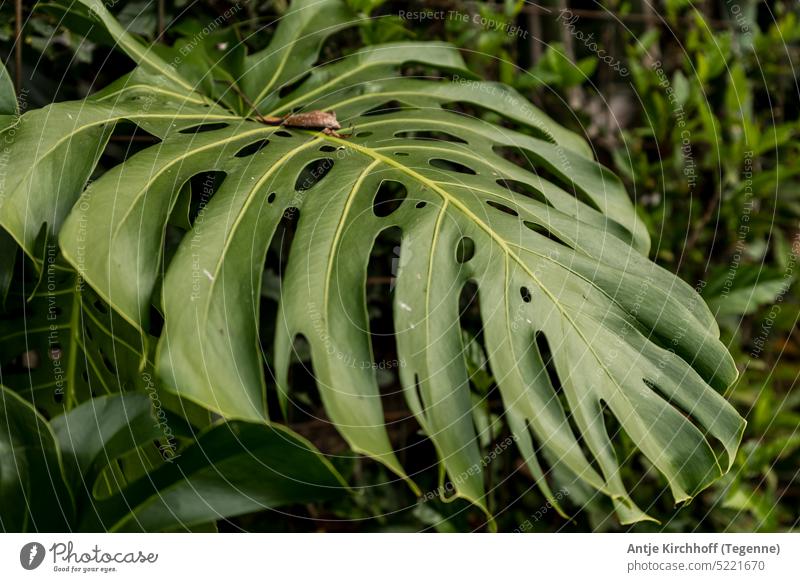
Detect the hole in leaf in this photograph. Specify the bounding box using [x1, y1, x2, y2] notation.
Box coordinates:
[524, 419, 558, 486]
[362, 100, 414, 117]
[312, 25, 361, 64]
[455, 237, 475, 263]
[366, 226, 402, 296]
[267, 192, 276, 204]
[493, 145, 602, 213]
[429, 158, 476, 175]
[415, 201, 427, 208]
[367, 228, 404, 392]
[486, 200, 518, 217]
[234, 139, 270, 158]
[414, 373, 426, 415]
[523, 221, 571, 247]
[148, 303, 165, 337]
[319, 145, 338, 152]
[643, 378, 726, 463]
[520, 287, 531, 303]
[295, 158, 334, 192]
[277, 72, 311, 98]
[282, 337, 352, 460]
[178, 122, 230, 134]
[267, 207, 301, 275]
[458, 283, 492, 398]
[597, 400, 658, 509]
[600, 398, 626, 455]
[260, 209, 302, 363]
[394, 152, 409, 157]
[441, 101, 553, 143]
[98, 123, 162, 170]
[458, 280, 482, 336]
[356, 131, 373, 138]
[373, 180, 407, 217]
[394, 130, 467, 144]
[275, 130, 293, 138]
[497, 179, 553, 207]
[535, 331, 605, 479]
[534, 331, 561, 396]
[188, 172, 226, 224]
[401, 62, 459, 79]
[288, 333, 312, 365]
[101, 352, 117, 374]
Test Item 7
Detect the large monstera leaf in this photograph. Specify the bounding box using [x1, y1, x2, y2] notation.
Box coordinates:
[0, 0, 745, 523]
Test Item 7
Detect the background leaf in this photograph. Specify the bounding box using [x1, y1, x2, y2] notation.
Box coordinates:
[0, 386, 72, 531]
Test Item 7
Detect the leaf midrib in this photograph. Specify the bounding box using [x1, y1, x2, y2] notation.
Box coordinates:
[360, 135, 722, 483]
[94, 86, 208, 106]
[201, 137, 324, 328]
[321, 160, 380, 320]
[62, 126, 278, 333]
[315, 133, 669, 450]
[109, 126, 277, 247]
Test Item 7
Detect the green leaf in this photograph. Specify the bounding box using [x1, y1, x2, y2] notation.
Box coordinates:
[0, 229, 18, 306]
[3, 390, 347, 532]
[0, 264, 151, 416]
[704, 265, 793, 318]
[0, 68, 235, 259]
[0, 60, 16, 132]
[51, 392, 162, 497]
[240, 0, 359, 113]
[346, 0, 387, 12]
[5, 0, 745, 525]
[725, 62, 752, 122]
[0, 386, 73, 531]
[43, 0, 194, 94]
[0, 59, 16, 116]
[108, 421, 348, 532]
[672, 71, 690, 107]
[546, 44, 594, 87]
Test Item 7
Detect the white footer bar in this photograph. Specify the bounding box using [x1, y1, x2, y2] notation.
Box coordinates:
[1, 533, 796, 580]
